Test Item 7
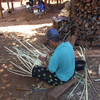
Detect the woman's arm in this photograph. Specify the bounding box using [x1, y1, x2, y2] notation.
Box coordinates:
[38, 55, 48, 68]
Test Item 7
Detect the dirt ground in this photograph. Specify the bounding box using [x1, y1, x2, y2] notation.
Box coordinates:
[0, 0, 100, 100]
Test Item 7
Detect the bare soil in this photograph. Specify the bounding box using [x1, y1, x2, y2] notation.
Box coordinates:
[0, 1, 100, 100]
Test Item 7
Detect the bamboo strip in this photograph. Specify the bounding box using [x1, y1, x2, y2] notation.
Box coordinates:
[42, 44, 50, 51]
[17, 55, 34, 68]
[79, 47, 88, 100]
[5, 46, 35, 70]
[75, 71, 84, 77]
[67, 77, 83, 98]
[7, 46, 35, 66]
[14, 47, 36, 63]
[8, 69, 32, 77]
[10, 61, 31, 74]
[17, 56, 32, 72]
[79, 83, 85, 100]
[23, 39, 43, 55]
[11, 35, 39, 57]
[8, 68, 32, 75]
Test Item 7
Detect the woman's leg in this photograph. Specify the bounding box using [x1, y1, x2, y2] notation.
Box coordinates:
[32, 65, 66, 86]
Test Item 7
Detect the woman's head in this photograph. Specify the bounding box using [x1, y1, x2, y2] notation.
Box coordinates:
[46, 29, 62, 48]
[46, 29, 61, 42]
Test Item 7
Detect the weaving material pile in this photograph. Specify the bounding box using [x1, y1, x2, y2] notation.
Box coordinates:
[5, 35, 51, 77]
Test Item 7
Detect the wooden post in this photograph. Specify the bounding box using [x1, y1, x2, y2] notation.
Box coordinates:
[0, 0, 3, 18]
[11, 0, 14, 11]
[60, 0, 61, 4]
[48, 0, 50, 4]
[7, 0, 14, 12]
[7, 0, 10, 11]
[45, 0, 47, 9]
[20, 0, 23, 6]
[57, 0, 58, 8]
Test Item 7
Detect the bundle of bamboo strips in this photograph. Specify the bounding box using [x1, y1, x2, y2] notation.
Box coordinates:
[67, 46, 100, 100]
[5, 35, 51, 77]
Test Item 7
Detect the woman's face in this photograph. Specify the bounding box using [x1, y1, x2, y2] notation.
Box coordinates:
[49, 39, 56, 49]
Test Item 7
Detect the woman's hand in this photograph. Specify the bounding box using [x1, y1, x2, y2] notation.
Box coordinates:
[38, 55, 47, 62]
[38, 55, 48, 68]
[47, 50, 54, 56]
